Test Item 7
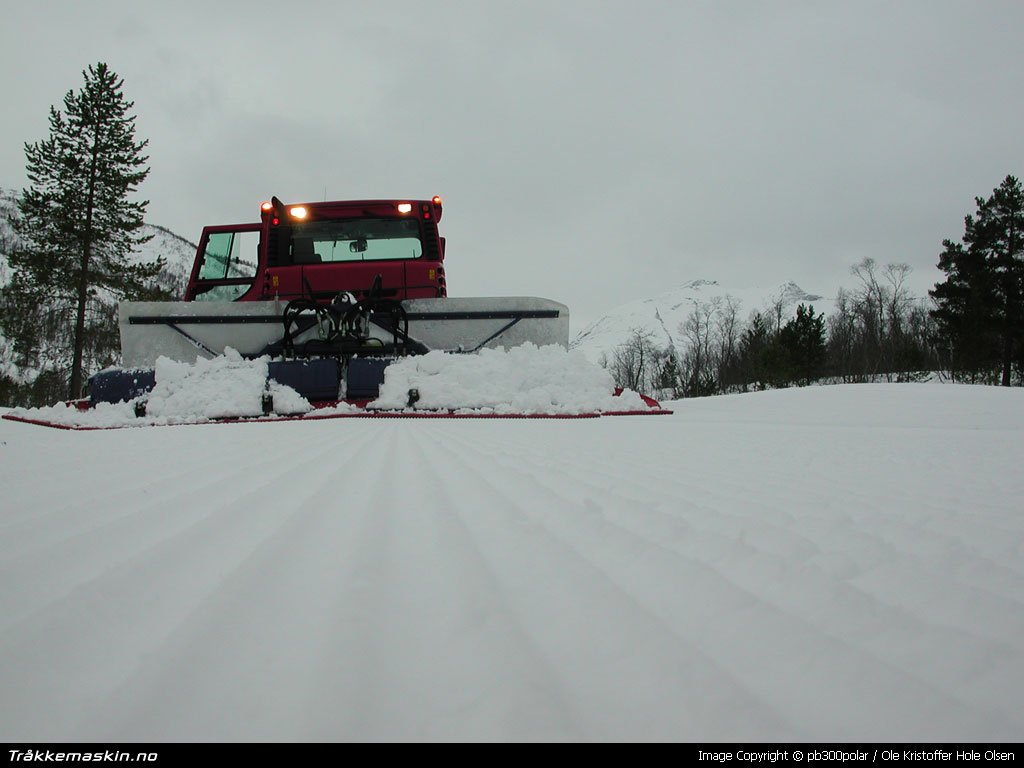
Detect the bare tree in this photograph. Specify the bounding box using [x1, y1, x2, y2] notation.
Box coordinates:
[883, 263, 916, 376]
[715, 295, 743, 390]
[679, 300, 719, 396]
[608, 328, 659, 394]
[827, 288, 859, 382]
[883, 263, 913, 335]
[766, 292, 789, 334]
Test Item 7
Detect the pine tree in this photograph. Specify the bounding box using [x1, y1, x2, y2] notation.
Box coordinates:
[931, 175, 1024, 385]
[654, 351, 683, 399]
[739, 311, 772, 389]
[929, 238, 998, 381]
[4, 63, 164, 399]
[778, 304, 826, 386]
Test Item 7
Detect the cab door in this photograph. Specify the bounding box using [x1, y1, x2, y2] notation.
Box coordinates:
[185, 224, 262, 301]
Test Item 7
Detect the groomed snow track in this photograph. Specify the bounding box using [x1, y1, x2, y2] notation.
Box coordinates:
[1, 384, 1022, 742]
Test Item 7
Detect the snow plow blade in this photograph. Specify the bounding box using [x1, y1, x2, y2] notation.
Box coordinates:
[118, 297, 570, 368]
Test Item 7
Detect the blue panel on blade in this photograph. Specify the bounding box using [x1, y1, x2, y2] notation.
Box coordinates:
[89, 368, 156, 405]
[268, 359, 341, 401]
[345, 358, 392, 399]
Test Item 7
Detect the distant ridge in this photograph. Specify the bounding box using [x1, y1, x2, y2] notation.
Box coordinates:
[571, 279, 834, 363]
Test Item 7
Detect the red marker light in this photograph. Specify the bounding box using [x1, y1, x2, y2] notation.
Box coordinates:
[272, 217, 280, 226]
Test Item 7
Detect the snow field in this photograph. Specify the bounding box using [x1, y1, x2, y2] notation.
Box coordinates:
[0, 383, 1022, 741]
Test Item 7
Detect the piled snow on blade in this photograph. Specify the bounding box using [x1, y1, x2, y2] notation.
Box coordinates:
[301, 401, 364, 417]
[370, 343, 648, 414]
[147, 349, 309, 421]
[6, 349, 310, 428]
[5, 399, 139, 429]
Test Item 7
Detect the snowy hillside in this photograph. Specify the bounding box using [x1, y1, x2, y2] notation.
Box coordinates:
[133, 223, 197, 299]
[0, 187, 196, 297]
[0, 190, 21, 381]
[571, 279, 835, 363]
[1, 383, 1022, 741]
[0, 188, 196, 386]
[0, 188, 16, 288]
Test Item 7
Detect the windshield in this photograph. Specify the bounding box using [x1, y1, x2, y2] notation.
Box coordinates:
[290, 217, 423, 263]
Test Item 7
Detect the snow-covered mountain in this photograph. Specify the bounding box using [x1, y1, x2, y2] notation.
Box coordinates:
[571, 279, 836, 363]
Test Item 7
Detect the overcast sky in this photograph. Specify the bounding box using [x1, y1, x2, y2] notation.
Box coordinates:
[2, 1, 1022, 330]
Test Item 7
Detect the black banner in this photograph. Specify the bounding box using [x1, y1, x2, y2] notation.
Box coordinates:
[2, 743, 1022, 761]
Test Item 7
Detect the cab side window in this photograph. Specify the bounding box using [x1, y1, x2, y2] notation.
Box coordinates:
[193, 231, 260, 301]
[198, 232, 258, 280]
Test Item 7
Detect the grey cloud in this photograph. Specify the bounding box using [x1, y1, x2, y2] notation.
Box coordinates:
[1, 0, 1022, 332]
